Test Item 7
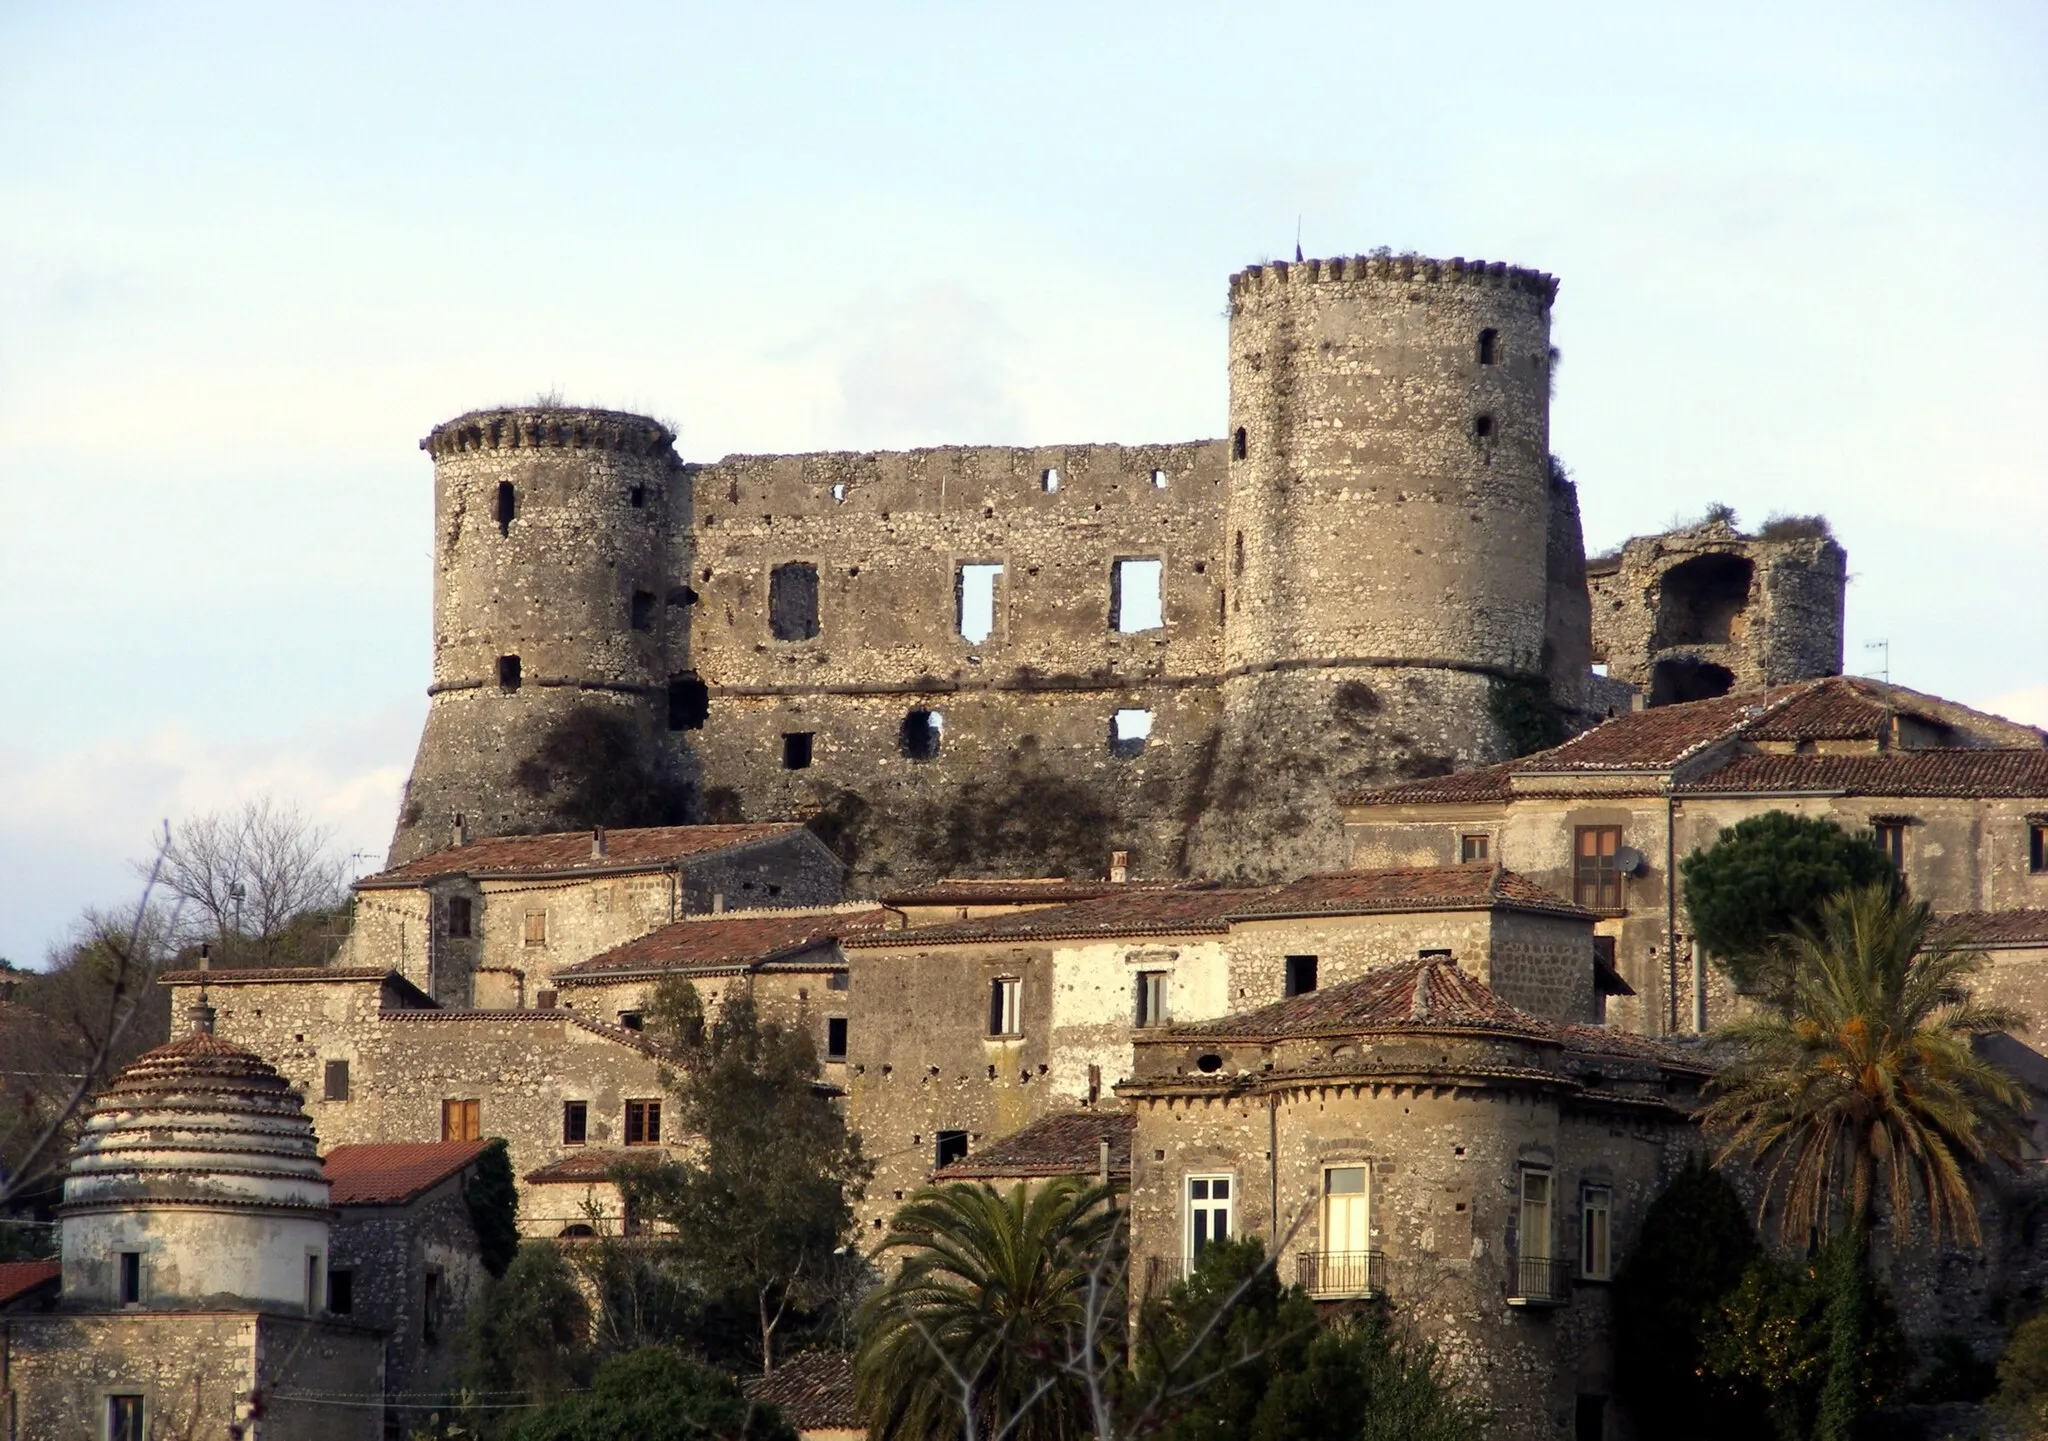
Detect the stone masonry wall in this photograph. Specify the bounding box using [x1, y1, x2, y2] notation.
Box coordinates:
[330, 1174, 489, 1411]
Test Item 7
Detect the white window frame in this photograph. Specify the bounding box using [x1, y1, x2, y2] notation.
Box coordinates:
[989, 976, 1022, 1037]
[1319, 1164, 1370, 1259]
[1581, 1184, 1612, 1280]
[1185, 1173, 1235, 1260]
[1519, 1168, 1554, 1263]
[1135, 970, 1170, 1027]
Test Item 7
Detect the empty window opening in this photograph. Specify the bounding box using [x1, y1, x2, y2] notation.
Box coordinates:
[618, 1011, 645, 1032]
[1653, 552, 1754, 648]
[1187, 1175, 1233, 1257]
[109, 1396, 145, 1441]
[936, 1130, 969, 1168]
[523, 908, 547, 947]
[1231, 427, 1247, 460]
[323, 1060, 350, 1102]
[1474, 414, 1495, 440]
[1573, 826, 1624, 910]
[782, 732, 814, 770]
[306, 1254, 322, 1312]
[1284, 954, 1318, 997]
[1478, 328, 1499, 365]
[563, 1100, 588, 1145]
[1233, 531, 1245, 575]
[831, 482, 847, 503]
[769, 562, 820, 641]
[1873, 820, 1907, 871]
[901, 708, 943, 761]
[1150, 468, 1169, 488]
[1112, 558, 1165, 633]
[826, 1016, 848, 1060]
[441, 1098, 480, 1142]
[630, 590, 656, 632]
[497, 655, 522, 691]
[1418, 948, 1453, 961]
[495, 481, 516, 533]
[1460, 833, 1491, 864]
[119, 1250, 141, 1305]
[668, 673, 709, 731]
[625, 1098, 662, 1145]
[1041, 467, 1061, 493]
[1135, 970, 1170, 1027]
[1590, 661, 1609, 678]
[423, 1271, 442, 1341]
[1110, 708, 1154, 759]
[1648, 657, 1735, 707]
[989, 977, 1021, 1036]
[328, 1268, 354, 1315]
[628, 484, 646, 508]
[957, 563, 1003, 644]
[2030, 822, 2047, 874]
[446, 896, 472, 938]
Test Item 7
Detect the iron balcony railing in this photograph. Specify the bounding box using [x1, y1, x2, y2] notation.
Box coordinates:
[1296, 1250, 1386, 1299]
[1143, 1254, 1191, 1299]
[1507, 1256, 1572, 1306]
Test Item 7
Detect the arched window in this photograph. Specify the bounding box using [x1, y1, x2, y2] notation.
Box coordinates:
[495, 481, 516, 534]
[1478, 328, 1499, 365]
[1231, 427, 1248, 461]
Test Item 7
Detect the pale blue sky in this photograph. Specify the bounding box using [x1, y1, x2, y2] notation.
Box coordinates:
[2, 1, 2043, 965]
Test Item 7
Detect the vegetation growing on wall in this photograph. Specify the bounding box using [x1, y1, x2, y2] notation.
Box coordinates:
[1486, 672, 1568, 758]
[510, 704, 689, 830]
[909, 754, 1117, 879]
[464, 1139, 521, 1279]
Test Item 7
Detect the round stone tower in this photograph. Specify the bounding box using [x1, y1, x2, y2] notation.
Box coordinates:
[1197, 254, 1560, 880]
[390, 406, 684, 865]
[59, 996, 332, 1311]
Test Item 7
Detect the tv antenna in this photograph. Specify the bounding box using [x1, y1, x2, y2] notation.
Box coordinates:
[1863, 638, 1890, 685]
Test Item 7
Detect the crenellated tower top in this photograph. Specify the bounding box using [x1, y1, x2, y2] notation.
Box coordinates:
[421, 406, 677, 461]
[1228, 253, 1558, 303]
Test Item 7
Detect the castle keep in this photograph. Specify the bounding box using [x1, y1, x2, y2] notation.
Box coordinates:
[390, 253, 1847, 889]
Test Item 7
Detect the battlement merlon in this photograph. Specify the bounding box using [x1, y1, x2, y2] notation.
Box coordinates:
[1229, 254, 1559, 303]
[421, 406, 680, 461]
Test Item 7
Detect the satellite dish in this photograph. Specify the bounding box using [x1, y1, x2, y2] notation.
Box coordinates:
[1614, 846, 1647, 876]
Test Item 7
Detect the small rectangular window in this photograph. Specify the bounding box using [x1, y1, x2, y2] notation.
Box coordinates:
[769, 562, 820, 641]
[782, 732, 814, 769]
[957, 562, 1003, 644]
[901, 708, 943, 761]
[1460, 833, 1490, 864]
[631, 590, 656, 631]
[1110, 708, 1153, 758]
[495, 480, 516, 531]
[1135, 970, 1170, 1027]
[563, 1101, 588, 1145]
[306, 1253, 322, 1312]
[323, 1060, 350, 1102]
[989, 977, 1021, 1036]
[625, 1099, 662, 1145]
[1187, 1175, 1233, 1257]
[498, 654, 522, 690]
[1111, 557, 1164, 633]
[1284, 955, 1318, 997]
[118, 1250, 141, 1305]
[424, 1271, 442, 1342]
[446, 895, 472, 938]
[668, 673, 710, 731]
[826, 1016, 849, 1060]
[328, 1268, 354, 1314]
[523, 909, 547, 947]
[826, 971, 850, 991]
[629, 484, 646, 508]
[618, 1011, 644, 1032]
[108, 1395, 146, 1441]
[1573, 826, 1624, 910]
[936, 1129, 970, 1167]
[1581, 1185, 1612, 1280]
[1874, 820, 1907, 871]
[441, 1098, 480, 1142]
[2031, 822, 2048, 874]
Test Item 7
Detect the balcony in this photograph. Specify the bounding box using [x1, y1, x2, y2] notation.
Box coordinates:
[1296, 1249, 1386, 1299]
[1507, 1256, 1572, 1306]
[1142, 1254, 1191, 1299]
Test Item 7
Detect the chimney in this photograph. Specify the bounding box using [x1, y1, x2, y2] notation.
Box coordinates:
[711, 892, 725, 914]
[189, 943, 216, 1035]
[1109, 851, 1130, 884]
[451, 813, 468, 847]
[592, 826, 607, 860]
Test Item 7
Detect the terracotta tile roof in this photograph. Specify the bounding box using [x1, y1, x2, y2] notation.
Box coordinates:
[555, 906, 895, 985]
[884, 877, 1167, 906]
[745, 1350, 861, 1431]
[937, 1112, 1136, 1181]
[1675, 750, 2048, 799]
[159, 965, 399, 986]
[378, 1007, 671, 1060]
[1518, 683, 1810, 771]
[324, 1141, 489, 1205]
[1341, 760, 1519, 806]
[0, 1260, 59, 1308]
[842, 884, 1273, 949]
[524, 1149, 649, 1184]
[1183, 958, 1548, 1041]
[356, 823, 812, 888]
[1229, 865, 1589, 921]
[1934, 910, 2048, 948]
[1742, 678, 1897, 742]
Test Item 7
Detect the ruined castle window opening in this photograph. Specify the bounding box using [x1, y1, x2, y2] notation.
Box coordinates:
[831, 482, 847, 503]
[619, 1011, 645, 1031]
[2029, 821, 2047, 873]
[1653, 552, 1753, 648]
[1581, 1184, 1612, 1280]
[328, 1268, 354, 1315]
[1590, 661, 1609, 678]
[628, 484, 646, 508]
[498, 654, 522, 691]
[323, 1059, 350, 1102]
[1648, 658, 1735, 707]
[625, 1098, 662, 1145]
[442, 1098, 480, 1142]
[1041, 467, 1061, 493]
[631, 590, 656, 632]
[1110, 708, 1154, 758]
[936, 1130, 969, 1168]
[1473, 413, 1495, 440]
[495, 481, 516, 533]
[446, 895, 472, 937]
[957, 562, 1003, 644]
[1187, 1175, 1233, 1258]
[523, 908, 548, 947]
[1460, 833, 1490, 864]
[1573, 827, 1624, 911]
[118, 1250, 141, 1305]
[782, 732, 814, 770]
[769, 561, 820, 641]
[1151, 468, 1169, 488]
[826, 1016, 848, 1061]
[1478, 328, 1499, 365]
[563, 1100, 588, 1145]
[1284, 954, 1319, 997]
[1231, 427, 1247, 460]
[109, 1395, 145, 1441]
[989, 976, 1022, 1037]
[901, 708, 943, 762]
[668, 673, 710, 731]
[1135, 970, 1170, 1027]
[1112, 557, 1164, 633]
[1233, 531, 1244, 574]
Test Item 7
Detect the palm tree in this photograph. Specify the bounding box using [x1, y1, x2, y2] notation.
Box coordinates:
[1701, 882, 2031, 1248]
[853, 1177, 1123, 1441]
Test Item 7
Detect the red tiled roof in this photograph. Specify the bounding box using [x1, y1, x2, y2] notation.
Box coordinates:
[1230, 866, 1589, 921]
[356, 823, 812, 887]
[1742, 679, 1897, 742]
[937, 1112, 1136, 1181]
[324, 1141, 490, 1205]
[1934, 910, 2048, 949]
[158, 965, 421, 992]
[524, 1149, 652, 1184]
[0, 1260, 59, 1308]
[1341, 760, 1519, 806]
[843, 884, 1272, 948]
[1676, 750, 2048, 799]
[884, 877, 1165, 906]
[555, 906, 895, 984]
[1183, 958, 1547, 1040]
[745, 1350, 861, 1431]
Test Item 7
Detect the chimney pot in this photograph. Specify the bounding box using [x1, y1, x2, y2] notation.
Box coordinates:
[592, 826, 607, 859]
[1109, 851, 1130, 884]
[452, 813, 468, 846]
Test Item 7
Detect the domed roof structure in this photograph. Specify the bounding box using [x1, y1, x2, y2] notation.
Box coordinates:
[62, 1001, 329, 1217]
